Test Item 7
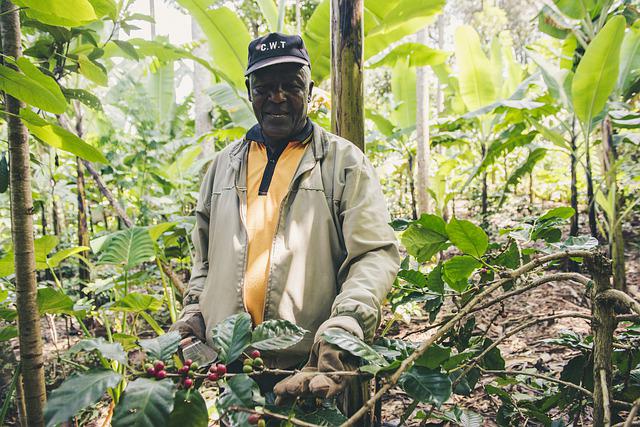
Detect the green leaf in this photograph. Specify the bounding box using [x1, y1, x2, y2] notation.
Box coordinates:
[68, 337, 126, 363]
[572, 16, 626, 131]
[399, 366, 452, 405]
[37, 288, 75, 315]
[112, 293, 162, 313]
[176, 1, 250, 90]
[0, 326, 17, 341]
[446, 218, 488, 258]
[90, 0, 117, 19]
[391, 58, 417, 129]
[147, 60, 176, 134]
[251, 319, 308, 351]
[539, 207, 575, 221]
[168, 389, 208, 427]
[369, 42, 449, 69]
[426, 264, 445, 294]
[148, 222, 177, 242]
[139, 331, 181, 362]
[401, 214, 449, 262]
[398, 269, 428, 288]
[366, 109, 397, 137]
[78, 54, 108, 86]
[0, 64, 67, 114]
[112, 40, 139, 61]
[20, 109, 108, 164]
[454, 25, 497, 111]
[97, 227, 155, 268]
[256, 0, 278, 32]
[416, 344, 451, 369]
[618, 26, 640, 96]
[443, 256, 480, 293]
[0, 154, 8, 194]
[63, 88, 103, 112]
[551, 236, 599, 251]
[112, 378, 176, 427]
[211, 312, 252, 364]
[16, 57, 67, 113]
[217, 374, 262, 426]
[47, 246, 90, 268]
[208, 82, 255, 130]
[0, 250, 13, 277]
[322, 328, 387, 366]
[15, 0, 97, 23]
[44, 369, 122, 427]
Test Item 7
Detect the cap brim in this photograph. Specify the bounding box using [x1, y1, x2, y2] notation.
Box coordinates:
[245, 56, 310, 76]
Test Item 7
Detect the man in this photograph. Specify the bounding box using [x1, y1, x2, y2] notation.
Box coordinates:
[171, 32, 399, 417]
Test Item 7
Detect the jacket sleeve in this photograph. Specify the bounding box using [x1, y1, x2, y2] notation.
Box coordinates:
[315, 155, 400, 343]
[171, 161, 216, 336]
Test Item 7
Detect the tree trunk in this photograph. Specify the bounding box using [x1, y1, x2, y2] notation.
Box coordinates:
[481, 143, 488, 218]
[415, 28, 430, 215]
[407, 154, 417, 220]
[585, 139, 598, 239]
[149, 0, 155, 39]
[191, 18, 213, 157]
[1, 2, 46, 425]
[331, 0, 364, 150]
[601, 117, 626, 292]
[587, 253, 614, 427]
[295, 0, 302, 35]
[74, 108, 90, 281]
[570, 127, 579, 236]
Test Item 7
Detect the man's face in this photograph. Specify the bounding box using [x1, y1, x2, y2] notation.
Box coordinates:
[246, 63, 314, 141]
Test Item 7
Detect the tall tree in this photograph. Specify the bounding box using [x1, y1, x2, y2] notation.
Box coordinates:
[1, 2, 46, 425]
[330, 0, 364, 150]
[415, 28, 431, 215]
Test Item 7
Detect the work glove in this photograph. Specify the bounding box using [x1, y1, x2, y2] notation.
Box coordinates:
[274, 329, 357, 402]
[169, 311, 207, 342]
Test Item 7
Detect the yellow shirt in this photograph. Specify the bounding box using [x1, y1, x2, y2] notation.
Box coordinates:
[244, 140, 307, 324]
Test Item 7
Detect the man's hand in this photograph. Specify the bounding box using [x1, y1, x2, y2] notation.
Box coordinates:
[169, 311, 207, 342]
[274, 330, 356, 402]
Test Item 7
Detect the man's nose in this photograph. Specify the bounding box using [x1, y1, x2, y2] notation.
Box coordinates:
[269, 85, 286, 103]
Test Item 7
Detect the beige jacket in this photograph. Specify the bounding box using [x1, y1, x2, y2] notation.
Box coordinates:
[180, 123, 399, 368]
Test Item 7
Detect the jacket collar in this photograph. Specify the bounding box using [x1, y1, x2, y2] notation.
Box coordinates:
[229, 119, 327, 172]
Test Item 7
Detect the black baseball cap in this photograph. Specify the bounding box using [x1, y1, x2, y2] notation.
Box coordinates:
[245, 32, 311, 76]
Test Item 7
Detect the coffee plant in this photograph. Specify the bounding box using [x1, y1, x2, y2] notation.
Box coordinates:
[40, 208, 640, 426]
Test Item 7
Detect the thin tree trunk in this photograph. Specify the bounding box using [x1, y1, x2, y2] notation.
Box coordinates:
[74, 107, 90, 281]
[415, 28, 430, 215]
[407, 154, 417, 220]
[585, 138, 598, 239]
[149, 0, 155, 39]
[601, 117, 626, 292]
[331, 0, 364, 151]
[570, 124, 579, 236]
[587, 253, 614, 427]
[1, 2, 46, 425]
[191, 18, 213, 157]
[481, 143, 488, 217]
[295, 0, 302, 35]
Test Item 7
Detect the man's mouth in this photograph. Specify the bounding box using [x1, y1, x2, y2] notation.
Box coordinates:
[265, 112, 288, 118]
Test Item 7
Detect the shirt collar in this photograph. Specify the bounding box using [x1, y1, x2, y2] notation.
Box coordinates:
[246, 118, 314, 146]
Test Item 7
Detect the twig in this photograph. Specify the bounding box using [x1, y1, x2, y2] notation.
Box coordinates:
[227, 405, 321, 427]
[469, 272, 591, 315]
[451, 312, 593, 388]
[623, 398, 640, 427]
[340, 251, 595, 427]
[617, 314, 640, 322]
[481, 368, 593, 397]
[601, 369, 611, 426]
[597, 290, 640, 316]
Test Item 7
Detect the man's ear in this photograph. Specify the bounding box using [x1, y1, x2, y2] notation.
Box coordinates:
[245, 78, 252, 101]
[308, 81, 315, 102]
